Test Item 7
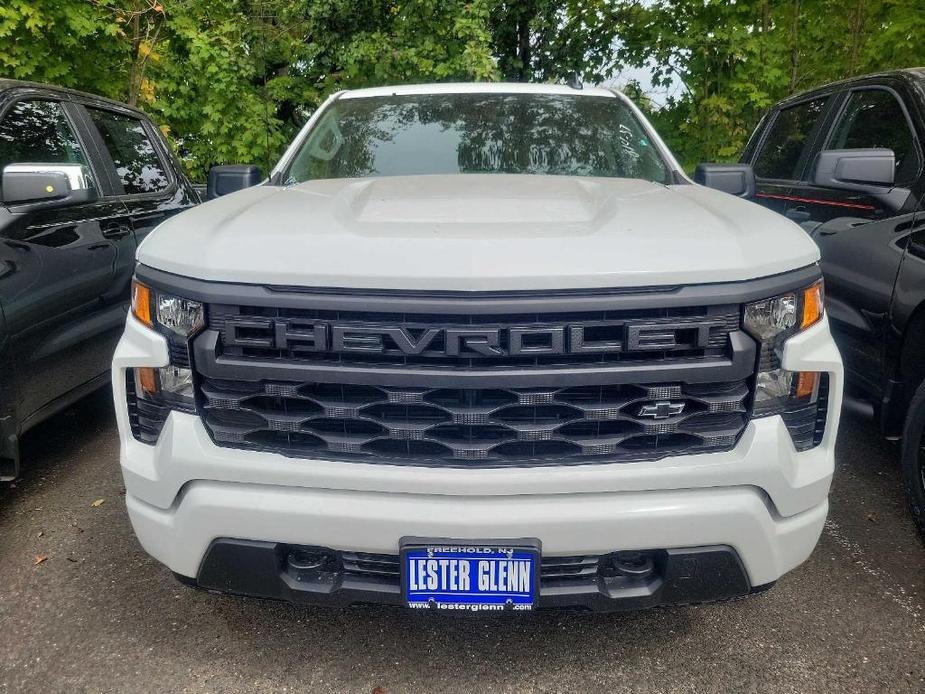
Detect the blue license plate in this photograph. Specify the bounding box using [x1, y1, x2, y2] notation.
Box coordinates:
[401, 539, 539, 612]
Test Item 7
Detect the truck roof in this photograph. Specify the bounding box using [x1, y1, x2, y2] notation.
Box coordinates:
[777, 68, 925, 106]
[339, 82, 618, 100]
[0, 79, 151, 118]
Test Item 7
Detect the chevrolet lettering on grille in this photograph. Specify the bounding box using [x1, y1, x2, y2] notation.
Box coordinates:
[222, 318, 727, 357]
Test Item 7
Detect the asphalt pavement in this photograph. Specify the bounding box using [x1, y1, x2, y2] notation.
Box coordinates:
[1, 388, 924, 693]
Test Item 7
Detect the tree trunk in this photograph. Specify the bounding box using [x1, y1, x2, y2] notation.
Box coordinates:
[517, 9, 531, 81]
[760, 0, 769, 65]
[127, 12, 142, 106]
[789, 0, 802, 94]
[847, 0, 868, 74]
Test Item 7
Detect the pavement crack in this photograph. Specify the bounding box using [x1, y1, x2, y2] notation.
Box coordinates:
[824, 518, 924, 628]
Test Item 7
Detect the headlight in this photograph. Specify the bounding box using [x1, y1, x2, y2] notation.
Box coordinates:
[131, 279, 204, 337]
[127, 279, 203, 443]
[743, 279, 828, 450]
[126, 365, 197, 444]
[744, 280, 823, 346]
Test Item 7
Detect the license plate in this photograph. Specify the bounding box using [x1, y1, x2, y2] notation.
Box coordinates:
[400, 538, 540, 612]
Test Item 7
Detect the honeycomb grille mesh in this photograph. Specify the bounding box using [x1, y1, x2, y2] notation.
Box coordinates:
[198, 378, 750, 466]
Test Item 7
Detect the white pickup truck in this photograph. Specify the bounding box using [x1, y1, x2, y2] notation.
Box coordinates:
[113, 82, 842, 613]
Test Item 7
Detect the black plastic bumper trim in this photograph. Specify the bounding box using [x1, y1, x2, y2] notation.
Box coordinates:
[192, 539, 757, 613]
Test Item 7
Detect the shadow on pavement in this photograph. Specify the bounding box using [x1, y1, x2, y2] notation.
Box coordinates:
[0, 386, 115, 511]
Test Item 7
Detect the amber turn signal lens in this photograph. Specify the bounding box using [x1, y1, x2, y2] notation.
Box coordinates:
[795, 371, 819, 400]
[801, 280, 824, 330]
[131, 280, 153, 327]
[136, 367, 159, 396]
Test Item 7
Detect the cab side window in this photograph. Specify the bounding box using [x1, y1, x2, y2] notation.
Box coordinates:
[86, 107, 169, 195]
[0, 100, 88, 174]
[753, 97, 829, 180]
[827, 89, 921, 185]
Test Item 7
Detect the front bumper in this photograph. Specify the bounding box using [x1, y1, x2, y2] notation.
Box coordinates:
[114, 312, 842, 611]
[190, 539, 769, 612]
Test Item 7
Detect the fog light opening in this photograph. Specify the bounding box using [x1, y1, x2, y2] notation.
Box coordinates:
[286, 548, 336, 572]
[600, 551, 656, 579]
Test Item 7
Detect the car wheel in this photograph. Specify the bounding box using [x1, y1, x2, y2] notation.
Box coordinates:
[901, 380, 925, 539]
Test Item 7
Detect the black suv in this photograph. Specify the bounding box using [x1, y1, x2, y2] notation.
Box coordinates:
[0, 80, 198, 480]
[699, 68, 925, 533]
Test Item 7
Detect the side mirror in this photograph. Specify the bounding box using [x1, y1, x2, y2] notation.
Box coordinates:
[813, 148, 895, 193]
[1, 163, 97, 208]
[206, 164, 262, 200]
[693, 163, 756, 198]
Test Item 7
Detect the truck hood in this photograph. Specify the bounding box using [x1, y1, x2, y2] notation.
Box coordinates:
[138, 175, 819, 291]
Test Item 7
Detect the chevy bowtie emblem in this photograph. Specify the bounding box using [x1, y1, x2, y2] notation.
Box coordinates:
[637, 401, 686, 419]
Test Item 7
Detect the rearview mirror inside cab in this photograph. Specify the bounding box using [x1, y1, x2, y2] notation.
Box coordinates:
[206, 164, 262, 200]
[693, 163, 756, 198]
[1, 163, 98, 208]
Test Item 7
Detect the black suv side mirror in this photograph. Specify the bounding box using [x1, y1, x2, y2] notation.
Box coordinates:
[206, 165, 262, 200]
[812, 148, 911, 211]
[693, 163, 756, 198]
[1, 163, 98, 208]
[812, 148, 895, 192]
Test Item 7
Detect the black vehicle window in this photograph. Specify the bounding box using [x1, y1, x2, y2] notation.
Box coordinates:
[827, 89, 921, 185]
[86, 107, 169, 194]
[0, 100, 88, 174]
[753, 97, 828, 180]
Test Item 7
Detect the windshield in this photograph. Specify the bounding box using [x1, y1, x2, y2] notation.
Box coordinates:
[283, 92, 670, 184]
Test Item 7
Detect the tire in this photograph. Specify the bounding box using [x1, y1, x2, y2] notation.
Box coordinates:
[901, 380, 925, 539]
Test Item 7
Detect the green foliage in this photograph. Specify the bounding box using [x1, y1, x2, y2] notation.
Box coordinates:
[0, 0, 125, 95]
[623, 0, 925, 169]
[146, 1, 290, 178]
[1, 0, 924, 178]
[490, 0, 628, 82]
[334, 0, 499, 85]
[147, 0, 508, 179]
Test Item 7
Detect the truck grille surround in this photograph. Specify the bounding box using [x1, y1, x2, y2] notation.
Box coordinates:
[184, 287, 759, 468]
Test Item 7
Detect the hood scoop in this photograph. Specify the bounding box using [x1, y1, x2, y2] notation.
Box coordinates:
[326, 176, 638, 225]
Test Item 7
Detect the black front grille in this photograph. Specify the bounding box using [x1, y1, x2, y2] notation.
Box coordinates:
[188, 288, 756, 467]
[198, 377, 750, 466]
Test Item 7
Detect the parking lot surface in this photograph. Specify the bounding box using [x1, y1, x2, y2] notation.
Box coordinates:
[1, 389, 924, 693]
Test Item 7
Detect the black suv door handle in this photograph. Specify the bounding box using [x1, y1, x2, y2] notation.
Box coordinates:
[786, 206, 811, 223]
[819, 220, 867, 236]
[101, 223, 131, 240]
